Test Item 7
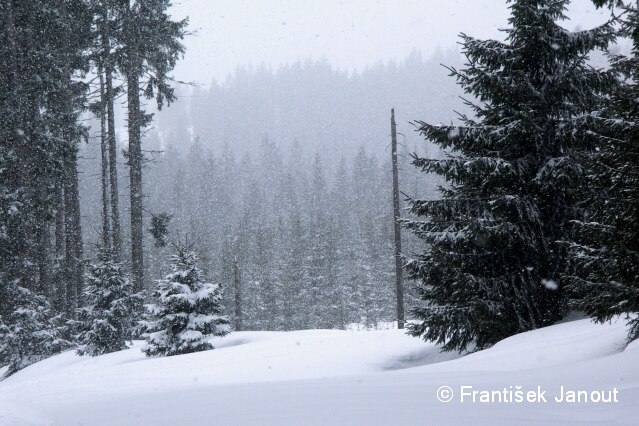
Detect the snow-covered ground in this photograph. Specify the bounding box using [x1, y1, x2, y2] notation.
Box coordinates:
[0, 318, 636, 425]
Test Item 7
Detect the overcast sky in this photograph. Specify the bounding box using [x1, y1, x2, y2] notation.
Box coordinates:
[170, 0, 610, 86]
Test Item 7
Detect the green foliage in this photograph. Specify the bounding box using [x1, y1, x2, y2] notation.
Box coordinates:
[591, 0, 624, 8]
[117, 0, 188, 109]
[148, 213, 172, 248]
[0, 0, 91, 289]
[0, 286, 71, 378]
[567, 1, 639, 343]
[77, 248, 142, 356]
[142, 244, 230, 357]
[405, 0, 615, 352]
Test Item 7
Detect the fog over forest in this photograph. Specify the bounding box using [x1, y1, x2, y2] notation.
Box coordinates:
[74, 1, 614, 328]
[3, 1, 639, 423]
[78, 49, 463, 328]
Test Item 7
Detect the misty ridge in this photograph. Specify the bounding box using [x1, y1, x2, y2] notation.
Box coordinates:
[77, 48, 463, 329]
[156, 48, 465, 159]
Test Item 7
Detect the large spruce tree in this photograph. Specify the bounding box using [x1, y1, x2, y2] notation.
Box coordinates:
[1, 0, 90, 299]
[1, 0, 91, 374]
[405, 0, 615, 351]
[119, 0, 187, 291]
[567, 0, 639, 342]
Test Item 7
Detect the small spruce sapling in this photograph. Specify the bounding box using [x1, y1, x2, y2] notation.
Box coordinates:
[141, 244, 230, 356]
[77, 247, 142, 356]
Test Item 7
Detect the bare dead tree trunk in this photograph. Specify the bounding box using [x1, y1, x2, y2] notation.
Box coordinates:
[391, 108, 405, 329]
[99, 65, 111, 249]
[234, 255, 243, 331]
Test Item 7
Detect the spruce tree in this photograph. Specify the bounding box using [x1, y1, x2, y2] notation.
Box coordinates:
[0, 286, 70, 378]
[405, 0, 614, 351]
[567, 0, 639, 342]
[1, 0, 91, 302]
[283, 208, 309, 330]
[119, 0, 188, 291]
[142, 245, 230, 357]
[77, 248, 142, 356]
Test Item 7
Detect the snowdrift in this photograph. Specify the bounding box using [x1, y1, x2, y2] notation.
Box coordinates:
[0, 318, 636, 425]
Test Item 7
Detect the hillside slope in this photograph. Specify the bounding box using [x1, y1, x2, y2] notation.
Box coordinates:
[0, 319, 636, 425]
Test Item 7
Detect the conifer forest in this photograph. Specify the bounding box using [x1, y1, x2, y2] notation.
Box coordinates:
[0, 1, 638, 425]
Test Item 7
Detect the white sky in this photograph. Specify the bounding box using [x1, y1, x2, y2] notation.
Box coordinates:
[170, 0, 610, 86]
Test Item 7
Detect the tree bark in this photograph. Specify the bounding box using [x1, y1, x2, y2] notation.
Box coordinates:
[99, 65, 111, 249]
[127, 56, 145, 292]
[4, 0, 18, 87]
[70, 155, 83, 306]
[54, 184, 67, 312]
[103, 9, 122, 260]
[36, 183, 51, 298]
[63, 148, 83, 315]
[64, 160, 78, 317]
[233, 255, 243, 331]
[391, 108, 405, 329]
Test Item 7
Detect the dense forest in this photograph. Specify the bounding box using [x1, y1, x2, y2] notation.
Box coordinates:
[1, 0, 638, 383]
[78, 53, 462, 331]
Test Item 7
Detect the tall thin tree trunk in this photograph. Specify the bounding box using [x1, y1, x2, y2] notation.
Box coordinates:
[127, 57, 144, 292]
[99, 65, 111, 249]
[103, 13, 122, 260]
[234, 255, 243, 331]
[70, 155, 83, 305]
[55, 190, 65, 253]
[391, 108, 405, 329]
[4, 0, 35, 288]
[54, 185, 67, 312]
[36, 184, 51, 298]
[5, 0, 17, 87]
[62, 145, 83, 316]
[64, 160, 78, 317]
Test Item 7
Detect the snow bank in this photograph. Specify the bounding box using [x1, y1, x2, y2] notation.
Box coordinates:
[0, 319, 636, 425]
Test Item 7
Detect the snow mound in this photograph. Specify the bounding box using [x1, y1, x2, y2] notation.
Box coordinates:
[0, 319, 637, 425]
